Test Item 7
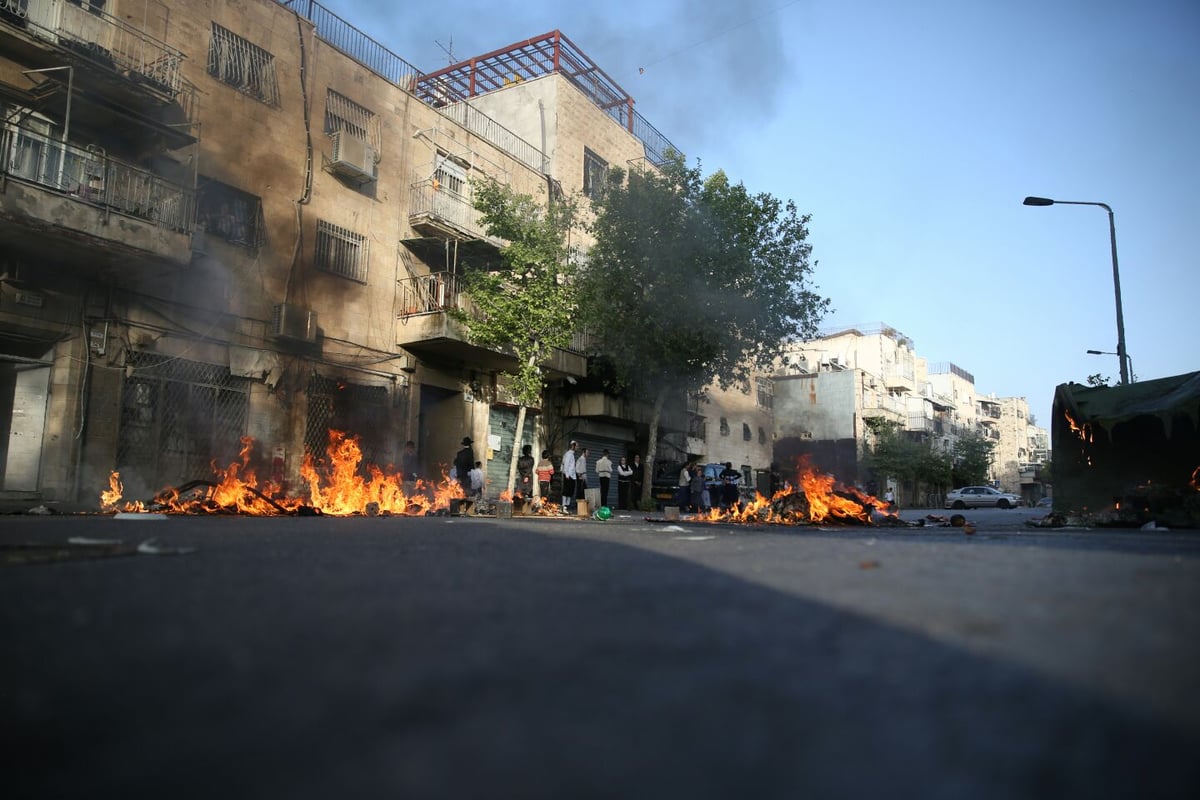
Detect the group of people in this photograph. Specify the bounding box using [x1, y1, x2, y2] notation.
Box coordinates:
[675, 461, 744, 513]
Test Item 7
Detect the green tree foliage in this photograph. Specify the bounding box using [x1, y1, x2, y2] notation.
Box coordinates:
[861, 418, 952, 498]
[951, 432, 996, 487]
[579, 155, 829, 504]
[450, 177, 579, 493]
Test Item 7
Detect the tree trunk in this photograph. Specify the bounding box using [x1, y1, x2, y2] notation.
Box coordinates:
[640, 386, 668, 510]
[506, 404, 527, 495]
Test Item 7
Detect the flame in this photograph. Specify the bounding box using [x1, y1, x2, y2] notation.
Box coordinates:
[1191, 466, 1199, 491]
[1064, 409, 1093, 443]
[699, 458, 893, 526]
[99, 430, 465, 516]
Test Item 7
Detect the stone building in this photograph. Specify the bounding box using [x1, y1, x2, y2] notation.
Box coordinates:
[0, 0, 696, 503]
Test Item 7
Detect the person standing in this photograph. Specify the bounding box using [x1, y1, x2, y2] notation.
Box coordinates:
[676, 462, 691, 510]
[719, 461, 741, 510]
[454, 437, 475, 489]
[560, 441, 578, 513]
[536, 450, 554, 500]
[616, 456, 633, 510]
[468, 461, 485, 500]
[575, 447, 590, 505]
[516, 444, 535, 498]
[595, 449, 613, 508]
[630, 454, 643, 510]
[689, 464, 705, 512]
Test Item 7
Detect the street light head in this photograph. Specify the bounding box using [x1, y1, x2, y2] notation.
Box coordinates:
[1086, 349, 1106, 355]
[1023, 196, 1055, 206]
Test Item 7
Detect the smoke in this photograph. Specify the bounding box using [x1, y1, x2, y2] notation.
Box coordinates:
[321, 0, 799, 158]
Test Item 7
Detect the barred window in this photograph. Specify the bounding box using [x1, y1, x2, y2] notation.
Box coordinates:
[742, 422, 752, 441]
[324, 89, 380, 152]
[315, 220, 368, 282]
[433, 152, 467, 195]
[208, 23, 279, 106]
[197, 177, 264, 248]
[583, 147, 607, 199]
[756, 378, 773, 410]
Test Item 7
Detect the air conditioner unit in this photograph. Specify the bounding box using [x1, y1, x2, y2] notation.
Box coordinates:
[272, 303, 318, 344]
[329, 131, 377, 183]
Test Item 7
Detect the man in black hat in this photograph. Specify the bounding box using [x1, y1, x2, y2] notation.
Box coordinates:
[454, 436, 475, 487]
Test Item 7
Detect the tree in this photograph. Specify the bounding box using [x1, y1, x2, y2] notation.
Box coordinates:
[450, 177, 579, 494]
[861, 418, 952, 504]
[952, 432, 996, 487]
[579, 155, 829, 506]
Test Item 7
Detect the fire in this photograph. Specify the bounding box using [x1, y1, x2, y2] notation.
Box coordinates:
[1191, 466, 1199, 491]
[100, 430, 465, 516]
[1064, 409, 1093, 443]
[700, 458, 892, 526]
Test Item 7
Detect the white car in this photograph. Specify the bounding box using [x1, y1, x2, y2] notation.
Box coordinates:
[944, 486, 1023, 509]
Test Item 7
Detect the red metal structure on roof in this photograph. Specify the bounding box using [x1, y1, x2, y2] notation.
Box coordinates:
[415, 30, 635, 130]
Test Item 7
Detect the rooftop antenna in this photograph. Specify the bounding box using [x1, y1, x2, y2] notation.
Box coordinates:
[435, 36, 456, 65]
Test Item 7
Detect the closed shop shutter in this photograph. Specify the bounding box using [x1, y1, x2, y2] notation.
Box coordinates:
[565, 431, 636, 507]
[486, 406, 537, 497]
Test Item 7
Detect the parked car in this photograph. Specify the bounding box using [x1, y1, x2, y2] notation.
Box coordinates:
[1036, 496, 1053, 508]
[944, 486, 1023, 509]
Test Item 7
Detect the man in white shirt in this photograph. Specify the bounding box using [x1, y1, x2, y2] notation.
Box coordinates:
[561, 441, 578, 513]
[595, 449, 613, 508]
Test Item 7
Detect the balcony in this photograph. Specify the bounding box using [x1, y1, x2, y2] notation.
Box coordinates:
[883, 363, 915, 392]
[407, 179, 502, 245]
[1, 1, 194, 144]
[397, 271, 585, 377]
[0, 125, 194, 267]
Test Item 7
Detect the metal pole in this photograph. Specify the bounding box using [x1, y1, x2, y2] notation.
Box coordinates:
[1103, 204, 1130, 385]
[1025, 198, 1130, 385]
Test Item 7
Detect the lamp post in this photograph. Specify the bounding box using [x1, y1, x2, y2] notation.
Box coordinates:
[1086, 349, 1134, 383]
[1024, 196, 1130, 385]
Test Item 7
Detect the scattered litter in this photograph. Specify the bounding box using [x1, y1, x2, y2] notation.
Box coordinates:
[673, 535, 716, 541]
[949, 514, 967, 528]
[962, 524, 976, 535]
[1141, 521, 1169, 531]
[859, 560, 881, 570]
[136, 538, 197, 556]
[659, 525, 687, 532]
[114, 512, 168, 520]
[27, 504, 54, 515]
[68, 536, 124, 546]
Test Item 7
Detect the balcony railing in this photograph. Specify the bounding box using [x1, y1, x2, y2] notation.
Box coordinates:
[408, 179, 496, 243]
[2, 124, 194, 232]
[19, 0, 185, 99]
[398, 270, 589, 355]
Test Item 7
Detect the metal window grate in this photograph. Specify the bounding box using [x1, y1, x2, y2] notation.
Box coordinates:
[115, 351, 249, 490]
[583, 147, 607, 199]
[304, 375, 391, 467]
[324, 89, 380, 153]
[207, 22, 279, 106]
[315, 219, 368, 282]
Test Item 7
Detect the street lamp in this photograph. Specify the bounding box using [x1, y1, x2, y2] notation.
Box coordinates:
[1086, 349, 1134, 382]
[1024, 196, 1130, 385]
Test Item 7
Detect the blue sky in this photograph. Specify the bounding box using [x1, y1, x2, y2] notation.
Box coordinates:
[320, 0, 1198, 428]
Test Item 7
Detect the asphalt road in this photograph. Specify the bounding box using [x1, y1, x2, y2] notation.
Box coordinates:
[2, 509, 1198, 798]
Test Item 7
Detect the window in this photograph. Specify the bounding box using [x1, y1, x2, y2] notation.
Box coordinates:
[758, 427, 766, 445]
[719, 417, 729, 437]
[756, 378, 773, 409]
[67, 0, 106, 13]
[432, 153, 467, 195]
[688, 414, 706, 441]
[742, 422, 752, 441]
[197, 178, 264, 248]
[324, 89, 380, 152]
[208, 23, 279, 105]
[583, 147, 607, 199]
[315, 220, 368, 282]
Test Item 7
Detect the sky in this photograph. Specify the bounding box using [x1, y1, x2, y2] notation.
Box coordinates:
[319, 0, 1198, 428]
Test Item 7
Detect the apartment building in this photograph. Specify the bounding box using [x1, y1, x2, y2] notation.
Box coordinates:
[773, 324, 1050, 503]
[1, 0, 718, 502]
